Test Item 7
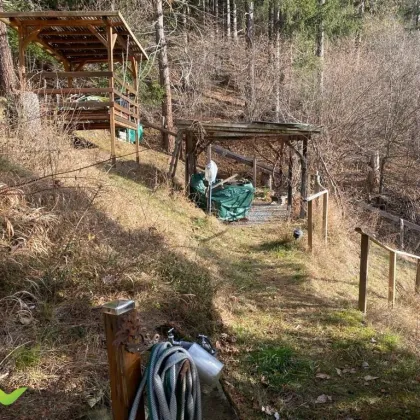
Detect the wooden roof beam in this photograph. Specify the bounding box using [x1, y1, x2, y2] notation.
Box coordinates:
[21, 19, 106, 27]
[87, 24, 108, 47]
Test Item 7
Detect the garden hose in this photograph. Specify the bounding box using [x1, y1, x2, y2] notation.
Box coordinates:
[129, 342, 202, 420]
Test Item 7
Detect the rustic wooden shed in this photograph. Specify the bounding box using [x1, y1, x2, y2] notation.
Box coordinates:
[171, 120, 321, 217]
[0, 11, 148, 165]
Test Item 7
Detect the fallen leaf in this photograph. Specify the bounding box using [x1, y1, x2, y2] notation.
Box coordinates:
[315, 394, 332, 404]
[274, 413, 280, 420]
[364, 375, 379, 381]
[18, 313, 32, 325]
[336, 368, 342, 376]
[261, 375, 270, 386]
[371, 337, 377, 343]
[362, 361, 369, 369]
[316, 373, 331, 380]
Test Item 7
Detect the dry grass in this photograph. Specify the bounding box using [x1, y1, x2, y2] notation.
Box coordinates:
[1, 123, 420, 419]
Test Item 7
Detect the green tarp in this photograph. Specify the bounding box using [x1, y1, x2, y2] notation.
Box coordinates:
[190, 173, 254, 221]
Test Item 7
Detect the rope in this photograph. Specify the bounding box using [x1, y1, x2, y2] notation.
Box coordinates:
[129, 342, 202, 420]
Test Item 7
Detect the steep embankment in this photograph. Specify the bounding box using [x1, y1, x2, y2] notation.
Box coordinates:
[1, 129, 420, 420]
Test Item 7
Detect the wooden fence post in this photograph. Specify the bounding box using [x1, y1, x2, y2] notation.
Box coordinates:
[358, 233, 370, 313]
[388, 251, 396, 307]
[253, 156, 257, 189]
[308, 200, 313, 252]
[399, 218, 405, 250]
[103, 300, 144, 420]
[416, 260, 420, 294]
[322, 191, 328, 245]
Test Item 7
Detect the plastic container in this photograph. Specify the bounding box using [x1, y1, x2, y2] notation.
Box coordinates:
[182, 342, 224, 386]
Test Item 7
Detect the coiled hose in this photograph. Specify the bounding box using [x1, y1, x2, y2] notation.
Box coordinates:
[129, 342, 202, 420]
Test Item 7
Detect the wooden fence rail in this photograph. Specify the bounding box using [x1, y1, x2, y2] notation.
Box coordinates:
[304, 189, 329, 252]
[355, 227, 420, 314]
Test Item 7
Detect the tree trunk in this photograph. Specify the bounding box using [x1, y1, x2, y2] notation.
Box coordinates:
[274, 0, 280, 122]
[155, 0, 174, 152]
[215, 0, 219, 36]
[226, 0, 231, 39]
[316, 0, 325, 123]
[232, 0, 238, 41]
[245, 0, 255, 119]
[0, 0, 17, 96]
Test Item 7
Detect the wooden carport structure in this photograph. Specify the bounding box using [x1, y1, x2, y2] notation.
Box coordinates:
[171, 120, 321, 217]
[0, 11, 148, 165]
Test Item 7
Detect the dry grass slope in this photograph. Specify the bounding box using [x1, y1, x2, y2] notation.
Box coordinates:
[0, 126, 420, 419]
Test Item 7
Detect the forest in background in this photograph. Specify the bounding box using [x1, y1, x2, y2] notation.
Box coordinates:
[1, 0, 420, 240]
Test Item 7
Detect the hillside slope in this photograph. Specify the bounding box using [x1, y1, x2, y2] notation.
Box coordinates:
[1, 129, 420, 419]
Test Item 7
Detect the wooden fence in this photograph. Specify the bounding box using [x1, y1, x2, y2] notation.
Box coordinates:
[355, 227, 420, 314]
[304, 189, 329, 252]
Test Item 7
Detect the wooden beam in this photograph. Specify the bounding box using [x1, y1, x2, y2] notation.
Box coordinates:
[88, 24, 107, 47]
[308, 200, 313, 253]
[102, 300, 144, 420]
[45, 38, 101, 44]
[28, 71, 112, 79]
[22, 19, 106, 27]
[253, 156, 257, 188]
[322, 191, 328, 245]
[33, 87, 112, 94]
[34, 37, 70, 66]
[300, 138, 308, 218]
[358, 233, 370, 313]
[107, 23, 116, 167]
[22, 27, 43, 49]
[114, 75, 136, 95]
[388, 250, 396, 307]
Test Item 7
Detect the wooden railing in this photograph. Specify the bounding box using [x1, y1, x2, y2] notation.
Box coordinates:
[355, 227, 420, 313]
[304, 189, 329, 252]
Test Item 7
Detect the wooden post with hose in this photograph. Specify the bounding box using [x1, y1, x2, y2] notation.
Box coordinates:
[103, 300, 144, 420]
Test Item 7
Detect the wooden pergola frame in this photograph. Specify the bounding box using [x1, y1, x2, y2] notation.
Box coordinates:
[0, 11, 148, 165]
[172, 119, 321, 217]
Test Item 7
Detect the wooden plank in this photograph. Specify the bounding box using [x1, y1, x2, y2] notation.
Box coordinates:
[305, 189, 328, 202]
[44, 38, 101, 43]
[114, 103, 138, 118]
[253, 156, 257, 188]
[115, 116, 137, 129]
[68, 122, 111, 130]
[107, 23, 116, 167]
[114, 89, 138, 107]
[388, 250, 396, 307]
[307, 200, 313, 252]
[88, 24, 107, 47]
[48, 101, 113, 109]
[65, 52, 108, 57]
[322, 191, 328, 245]
[22, 19, 106, 27]
[359, 233, 370, 313]
[356, 202, 420, 234]
[34, 87, 112, 94]
[212, 174, 238, 190]
[28, 71, 112, 79]
[416, 261, 420, 294]
[141, 120, 177, 137]
[355, 227, 420, 260]
[0, 11, 121, 18]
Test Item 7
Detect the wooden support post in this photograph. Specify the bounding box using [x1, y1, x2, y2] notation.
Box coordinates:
[322, 191, 328, 245]
[388, 250, 396, 307]
[132, 59, 140, 165]
[358, 233, 370, 313]
[107, 24, 116, 167]
[416, 260, 420, 294]
[300, 138, 308, 218]
[287, 149, 293, 210]
[207, 145, 212, 214]
[308, 200, 313, 252]
[399, 218, 405, 250]
[185, 132, 194, 196]
[103, 300, 144, 420]
[253, 156, 257, 189]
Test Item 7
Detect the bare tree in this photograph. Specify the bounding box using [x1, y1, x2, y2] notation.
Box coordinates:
[0, 0, 17, 96]
[245, 0, 255, 119]
[155, 0, 174, 152]
[232, 0, 237, 41]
